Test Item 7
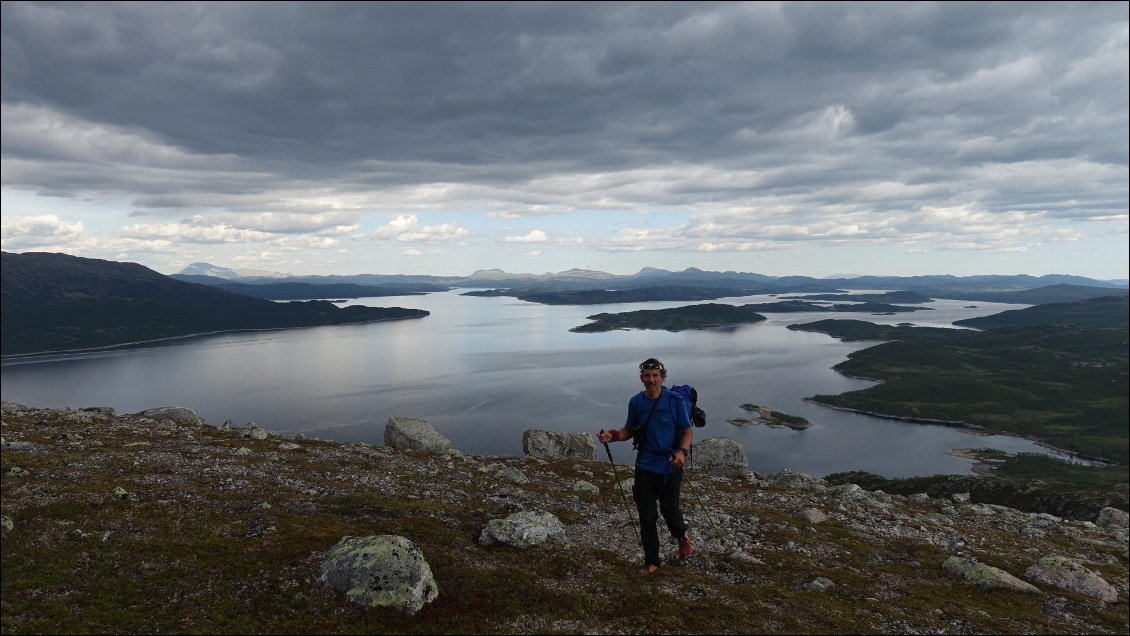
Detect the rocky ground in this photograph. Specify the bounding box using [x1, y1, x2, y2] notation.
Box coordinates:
[2, 402, 1127, 634]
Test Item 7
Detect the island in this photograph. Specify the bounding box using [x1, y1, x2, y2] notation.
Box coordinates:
[569, 303, 767, 332]
[729, 403, 811, 430]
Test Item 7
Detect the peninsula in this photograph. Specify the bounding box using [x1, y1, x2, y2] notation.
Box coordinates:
[0, 252, 429, 356]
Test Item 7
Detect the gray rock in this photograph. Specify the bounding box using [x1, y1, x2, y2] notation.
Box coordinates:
[496, 467, 530, 485]
[572, 480, 599, 494]
[1, 401, 28, 414]
[690, 437, 748, 478]
[478, 510, 566, 549]
[796, 508, 827, 524]
[278, 442, 300, 451]
[1024, 556, 1118, 602]
[942, 556, 1040, 593]
[136, 407, 205, 427]
[1, 515, 12, 532]
[2, 441, 40, 452]
[727, 550, 764, 565]
[112, 486, 137, 501]
[319, 535, 438, 614]
[242, 425, 269, 440]
[803, 577, 836, 592]
[768, 469, 822, 489]
[951, 493, 971, 503]
[522, 430, 596, 460]
[1095, 507, 1129, 530]
[384, 417, 455, 453]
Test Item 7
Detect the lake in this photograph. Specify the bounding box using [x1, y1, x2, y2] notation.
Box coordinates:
[0, 290, 1078, 477]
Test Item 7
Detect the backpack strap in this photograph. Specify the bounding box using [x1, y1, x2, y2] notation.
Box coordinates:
[631, 389, 663, 466]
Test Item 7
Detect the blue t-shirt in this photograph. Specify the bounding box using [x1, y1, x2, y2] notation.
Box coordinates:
[625, 387, 691, 474]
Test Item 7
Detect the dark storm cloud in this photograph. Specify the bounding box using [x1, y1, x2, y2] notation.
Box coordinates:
[1, 1, 1126, 244]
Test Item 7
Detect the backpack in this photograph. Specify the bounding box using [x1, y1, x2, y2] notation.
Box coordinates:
[668, 384, 706, 428]
[629, 385, 707, 453]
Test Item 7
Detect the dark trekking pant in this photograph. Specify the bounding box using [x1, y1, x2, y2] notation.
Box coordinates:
[633, 466, 688, 566]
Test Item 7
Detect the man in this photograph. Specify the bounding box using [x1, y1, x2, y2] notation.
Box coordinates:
[598, 357, 694, 574]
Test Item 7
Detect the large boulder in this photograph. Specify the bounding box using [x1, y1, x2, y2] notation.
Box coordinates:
[522, 430, 596, 461]
[1095, 507, 1128, 530]
[690, 437, 748, 478]
[384, 417, 455, 453]
[136, 407, 205, 427]
[479, 510, 566, 549]
[942, 556, 1040, 593]
[319, 535, 438, 614]
[1023, 556, 1118, 602]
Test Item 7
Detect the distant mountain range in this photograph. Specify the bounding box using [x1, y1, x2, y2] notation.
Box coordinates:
[1, 252, 428, 356]
[4, 252, 1127, 356]
[176, 262, 1127, 301]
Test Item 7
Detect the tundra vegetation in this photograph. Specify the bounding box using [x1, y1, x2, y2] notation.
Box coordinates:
[1, 404, 1127, 634]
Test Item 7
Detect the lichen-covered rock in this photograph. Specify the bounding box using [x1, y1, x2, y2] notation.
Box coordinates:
[319, 535, 438, 614]
[690, 437, 748, 478]
[242, 425, 269, 440]
[136, 407, 204, 427]
[572, 480, 599, 494]
[768, 469, 822, 489]
[496, 467, 529, 484]
[1, 401, 28, 414]
[479, 510, 566, 549]
[942, 556, 1040, 593]
[384, 417, 454, 453]
[1095, 507, 1129, 530]
[522, 429, 597, 460]
[1023, 556, 1118, 602]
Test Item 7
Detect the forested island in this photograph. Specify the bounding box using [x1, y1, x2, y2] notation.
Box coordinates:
[788, 298, 1129, 464]
[570, 303, 767, 332]
[0, 252, 429, 356]
[570, 300, 928, 333]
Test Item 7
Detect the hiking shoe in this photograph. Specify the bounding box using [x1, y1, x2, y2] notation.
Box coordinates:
[640, 564, 659, 575]
[678, 532, 694, 558]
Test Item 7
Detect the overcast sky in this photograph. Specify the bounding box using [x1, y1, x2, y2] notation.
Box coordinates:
[2, 2, 1127, 279]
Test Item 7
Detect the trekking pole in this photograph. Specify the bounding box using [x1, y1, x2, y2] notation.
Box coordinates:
[602, 441, 641, 544]
[681, 466, 724, 546]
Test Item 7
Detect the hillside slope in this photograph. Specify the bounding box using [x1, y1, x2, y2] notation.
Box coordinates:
[1, 252, 428, 356]
[1, 402, 1126, 634]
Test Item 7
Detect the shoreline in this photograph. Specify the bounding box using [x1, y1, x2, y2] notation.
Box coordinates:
[803, 398, 1119, 467]
[0, 314, 426, 362]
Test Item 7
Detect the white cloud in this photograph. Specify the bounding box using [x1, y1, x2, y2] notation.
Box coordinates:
[504, 229, 548, 243]
[120, 222, 275, 244]
[365, 215, 469, 243]
[0, 214, 84, 245]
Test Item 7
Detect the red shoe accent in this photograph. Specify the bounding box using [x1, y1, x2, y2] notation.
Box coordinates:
[640, 564, 659, 575]
[678, 532, 694, 558]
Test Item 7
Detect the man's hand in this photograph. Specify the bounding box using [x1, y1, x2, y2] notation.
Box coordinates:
[670, 448, 686, 468]
[598, 429, 615, 444]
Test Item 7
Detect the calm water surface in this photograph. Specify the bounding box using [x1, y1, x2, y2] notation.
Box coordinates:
[0, 290, 1076, 477]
